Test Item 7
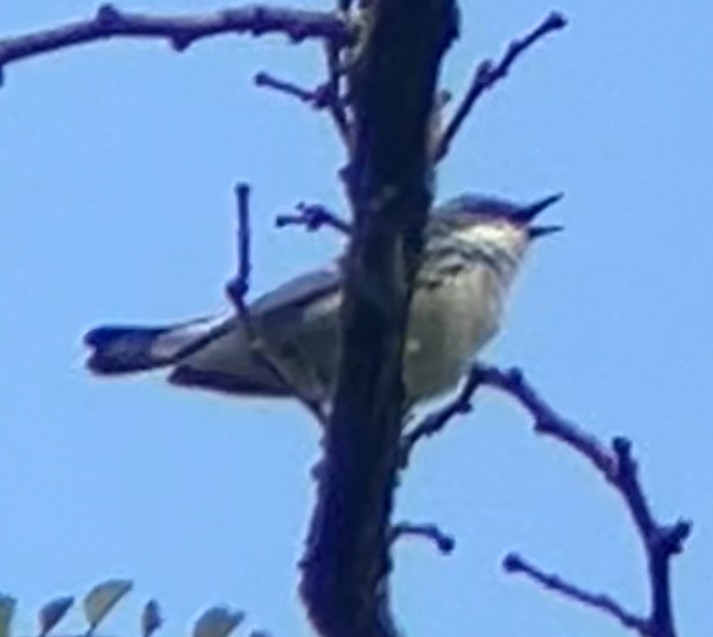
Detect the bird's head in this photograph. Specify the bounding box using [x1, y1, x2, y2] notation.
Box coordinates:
[431, 192, 564, 262]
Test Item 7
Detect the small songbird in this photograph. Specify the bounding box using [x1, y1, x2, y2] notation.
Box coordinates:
[84, 193, 562, 408]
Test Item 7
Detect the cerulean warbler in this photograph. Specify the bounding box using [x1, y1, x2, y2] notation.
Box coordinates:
[84, 193, 562, 407]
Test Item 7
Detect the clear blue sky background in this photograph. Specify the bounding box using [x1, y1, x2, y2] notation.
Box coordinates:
[1, 1, 711, 636]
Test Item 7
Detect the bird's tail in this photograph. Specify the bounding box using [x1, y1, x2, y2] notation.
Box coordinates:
[83, 315, 231, 375]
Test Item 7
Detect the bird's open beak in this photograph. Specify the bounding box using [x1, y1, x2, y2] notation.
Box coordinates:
[512, 192, 564, 239]
[528, 224, 564, 239]
[513, 192, 564, 222]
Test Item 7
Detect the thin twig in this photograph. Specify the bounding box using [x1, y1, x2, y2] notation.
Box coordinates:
[254, 61, 351, 148]
[0, 4, 353, 85]
[610, 439, 691, 634]
[275, 202, 352, 235]
[401, 361, 689, 636]
[503, 553, 649, 634]
[253, 71, 346, 110]
[255, 71, 320, 104]
[436, 11, 567, 160]
[225, 183, 328, 426]
[233, 183, 252, 307]
[255, 71, 348, 112]
[480, 366, 614, 474]
[399, 364, 485, 467]
[253, 70, 351, 147]
[390, 522, 455, 555]
[225, 183, 257, 324]
[479, 364, 691, 637]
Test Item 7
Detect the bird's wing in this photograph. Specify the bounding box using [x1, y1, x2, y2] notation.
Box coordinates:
[164, 263, 343, 399]
[248, 261, 343, 328]
[84, 263, 343, 399]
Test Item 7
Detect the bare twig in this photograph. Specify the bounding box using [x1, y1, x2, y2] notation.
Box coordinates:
[254, 50, 351, 148]
[399, 364, 485, 467]
[275, 202, 352, 235]
[0, 4, 353, 85]
[229, 183, 252, 310]
[400, 361, 689, 636]
[225, 183, 328, 426]
[436, 11, 567, 160]
[481, 366, 614, 474]
[479, 365, 691, 637]
[255, 71, 318, 104]
[610, 439, 691, 636]
[390, 522, 455, 555]
[254, 71, 348, 113]
[503, 553, 649, 634]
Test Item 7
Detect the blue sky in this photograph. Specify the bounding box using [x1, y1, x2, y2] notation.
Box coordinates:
[1, 1, 711, 636]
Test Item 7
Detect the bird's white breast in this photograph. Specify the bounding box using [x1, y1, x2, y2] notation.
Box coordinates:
[405, 263, 504, 401]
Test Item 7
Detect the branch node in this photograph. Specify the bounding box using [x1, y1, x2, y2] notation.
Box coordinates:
[96, 4, 121, 27]
[656, 521, 692, 555]
[502, 551, 523, 573]
[312, 82, 336, 109]
[288, 23, 310, 44]
[0, 7, 351, 74]
[545, 11, 568, 30]
[391, 522, 455, 555]
[611, 436, 638, 481]
[170, 33, 193, 52]
[275, 202, 352, 235]
[506, 366, 524, 387]
[612, 435, 632, 458]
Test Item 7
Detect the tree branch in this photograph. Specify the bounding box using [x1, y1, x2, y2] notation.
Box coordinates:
[299, 1, 460, 636]
[390, 522, 455, 555]
[503, 553, 648, 634]
[225, 183, 328, 426]
[399, 363, 484, 467]
[253, 69, 351, 150]
[254, 71, 343, 108]
[395, 361, 689, 637]
[0, 4, 353, 85]
[275, 202, 352, 236]
[479, 365, 691, 637]
[435, 11, 567, 160]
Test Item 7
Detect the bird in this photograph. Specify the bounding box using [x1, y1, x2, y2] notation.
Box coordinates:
[83, 193, 562, 410]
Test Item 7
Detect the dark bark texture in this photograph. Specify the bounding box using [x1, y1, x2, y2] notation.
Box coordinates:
[299, 2, 459, 637]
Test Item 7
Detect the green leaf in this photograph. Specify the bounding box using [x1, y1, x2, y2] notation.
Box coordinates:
[0, 594, 16, 637]
[82, 579, 133, 632]
[141, 600, 162, 637]
[192, 607, 244, 637]
[38, 596, 74, 637]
